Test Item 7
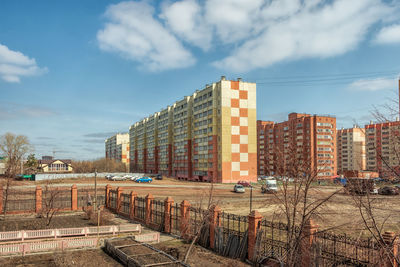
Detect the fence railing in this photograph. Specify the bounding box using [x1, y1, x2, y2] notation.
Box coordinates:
[0, 224, 141, 242]
[0, 237, 99, 256]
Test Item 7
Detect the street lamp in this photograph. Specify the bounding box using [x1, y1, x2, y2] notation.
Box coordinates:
[94, 169, 100, 237]
[249, 184, 253, 213]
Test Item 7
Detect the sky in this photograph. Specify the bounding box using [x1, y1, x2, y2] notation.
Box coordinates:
[1, 0, 400, 160]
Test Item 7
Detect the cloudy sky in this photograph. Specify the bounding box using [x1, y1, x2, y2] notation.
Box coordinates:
[1, 0, 400, 160]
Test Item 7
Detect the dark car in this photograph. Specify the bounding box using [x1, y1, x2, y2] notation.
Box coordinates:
[378, 186, 399, 195]
[237, 181, 251, 187]
[156, 174, 163, 180]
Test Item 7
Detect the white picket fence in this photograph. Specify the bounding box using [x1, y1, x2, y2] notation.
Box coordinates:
[0, 224, 141, 242]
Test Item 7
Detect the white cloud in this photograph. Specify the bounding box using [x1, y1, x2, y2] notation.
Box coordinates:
[0, 44, 47, 83]
[161, 0, 212, 51]
[97, 1, 195, 71]
[213, 0, 391, 72]
[97, 0, 395, 73]
[374, 24, 400, 44]
[349, 77, 397, 91]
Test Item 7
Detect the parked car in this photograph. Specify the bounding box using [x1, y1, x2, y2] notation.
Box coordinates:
[234, 184, 245, 193]
[237, 181, 251, 187]
[378, 186, 399, 195]
[136, 177, 153, 183]
[261, 179, 278, 193]
[344, 178, 378, 195]
[373, 177, 384, 183]
[111, 176, 125, 181]
[123, 175, 133, 180]
[156, 174, 163, 180]
[105, 174, 114, 180]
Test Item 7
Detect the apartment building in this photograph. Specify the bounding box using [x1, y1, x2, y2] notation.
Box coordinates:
[129, 76, 257, 183]
[105, 133, 130, 170]
[257, 113, 337, 179]
[337, 126, 366, 173]
[365, 120, 400, 178]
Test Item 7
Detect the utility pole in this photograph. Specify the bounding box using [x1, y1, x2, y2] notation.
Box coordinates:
[94, 169, 99, 237]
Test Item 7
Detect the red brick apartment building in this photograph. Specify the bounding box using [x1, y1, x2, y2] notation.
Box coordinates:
[365, 120, 400, 178]
[257, 113, 337, 179]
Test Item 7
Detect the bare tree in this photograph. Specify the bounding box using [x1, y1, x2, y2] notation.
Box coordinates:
[266, 144, 341, 266]
[0, 133, 31, 220]
[183, 182, 218, 263]
[71, 158, 126, 173]
[40, 182, 62, 227]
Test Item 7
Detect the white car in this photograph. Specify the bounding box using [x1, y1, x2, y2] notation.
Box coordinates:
[105, 175, 114, 180]
[123, 175, 133, 180]
[111, 176, 125, 181]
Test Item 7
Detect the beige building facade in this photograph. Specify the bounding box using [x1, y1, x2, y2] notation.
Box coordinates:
[129, 77, 257, 183]
[337, 126, 366, 173]
[105, 133, 130, 170]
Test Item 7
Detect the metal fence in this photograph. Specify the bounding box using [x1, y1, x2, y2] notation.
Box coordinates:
[151, 199, 164, 230]
[121, 193, 130, 215]
[4, 190, 36, 212]
[77, 188, 105, 208]
[312, 232, 380, 266]
[170, 203, 181, 236]
[219, 212, 248, 247]
[135, 197, 145, 221]
[188, 207, 208, 238]
[43, 190, 71, 209]
[109, 190, 117, 210]
[257, 220, 291, 263]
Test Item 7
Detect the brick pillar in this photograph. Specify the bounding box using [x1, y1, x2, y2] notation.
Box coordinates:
[105, 184, 111, 208]
[35, 186, 42, 213]
[116, 187, 123, 213]
[164, 197, 174, 234]
[180, 200, 191, 240]
[209, 205, 221, 249]
[129, 191, 137, 220]
[145, 193, 154, 225]
[381, 231, 399, 267]
[248, 210, 262, 261]
[71, 184, 77, 211]
[0, 186, 3, 214]
[300, 218, 318, 267]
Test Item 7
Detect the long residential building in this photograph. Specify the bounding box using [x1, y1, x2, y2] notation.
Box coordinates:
[129, 76, 257, 183]
[105, 133, 130, 170]
[365, 120, 400, 178]
[337, 126, 366, 174]
[257, 113, 337, 179]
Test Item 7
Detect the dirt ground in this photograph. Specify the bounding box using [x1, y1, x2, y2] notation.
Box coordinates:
[5, 176, 400, 236]
[0, 249, 122, 267]
[153, 239, 249, 267]
[0, 211, 116, 231]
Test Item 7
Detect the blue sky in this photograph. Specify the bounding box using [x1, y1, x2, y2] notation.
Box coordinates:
[1, 0, 400, 160]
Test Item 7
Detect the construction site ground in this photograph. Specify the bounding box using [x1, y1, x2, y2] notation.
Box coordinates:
[6, 176, 400, 236]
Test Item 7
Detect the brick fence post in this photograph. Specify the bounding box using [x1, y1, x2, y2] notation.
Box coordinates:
[116, 187, 123, 214]
[145, 193, 154, 226]
[209, 205, 221, 249]
[0, 186, 3, 214]
[248, 210, 262, 262]
[105, 184, 111, 208]
[71, 184, 77, 211]
[300, 218, 318, 267]
[381, 231, 399, 267]
[180, 200, 191, 240]
[35, 186, 42, 213]
[164, 197, 174, 234]
[129, 191, 136, 220]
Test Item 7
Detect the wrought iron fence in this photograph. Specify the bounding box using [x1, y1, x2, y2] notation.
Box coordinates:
[312, 232, 380, 266]
[77, 188, 104, 208]
[4, 190, 35, 211]
[109, 190, 117, 210]
[170, 202, 181, 236]
[135, 197, 145, 221]
[257, 220, 290, 263]
[50, 190, 71, 209]
[219, 212, 248, 246]
[121, 193, 130, 215]
[188, 207, 208, 238]
[151, 199, 164, 230]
